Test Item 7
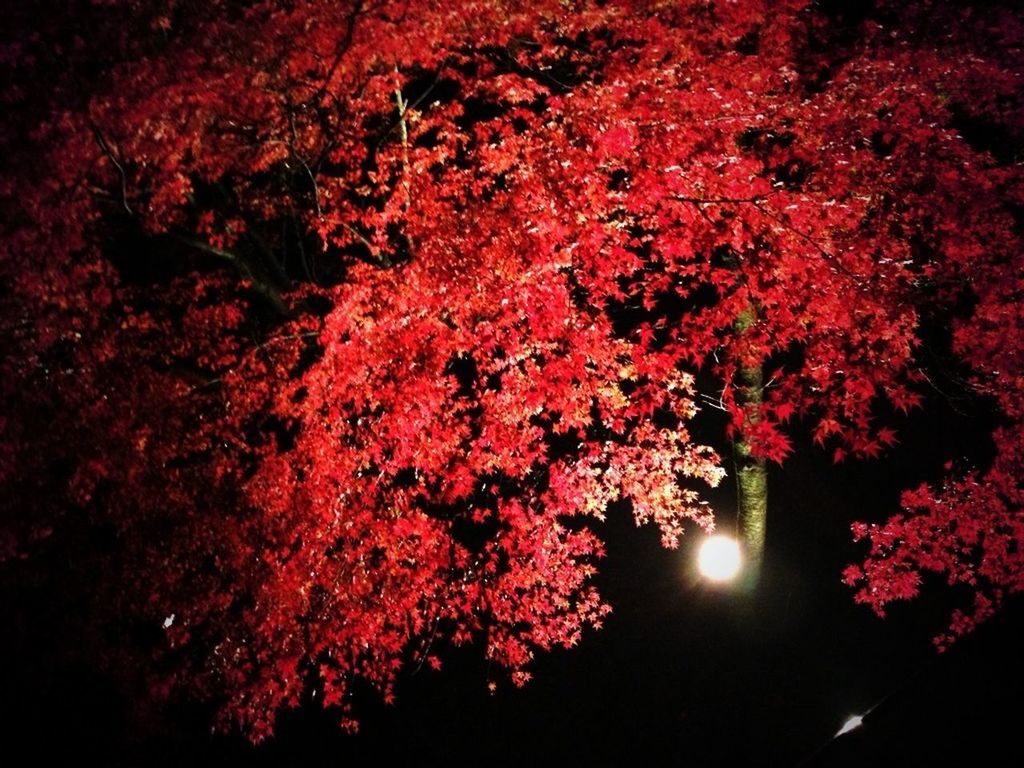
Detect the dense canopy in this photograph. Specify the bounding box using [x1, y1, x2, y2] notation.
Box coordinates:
[2, 0, 1021, 738]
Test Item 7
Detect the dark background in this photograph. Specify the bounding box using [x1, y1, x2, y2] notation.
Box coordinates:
[4, 388, 1021, 766]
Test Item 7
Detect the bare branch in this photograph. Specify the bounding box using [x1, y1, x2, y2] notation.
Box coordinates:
[340, 221, 392, 267]
[89, 121, 132, 214]
[175, 235, 290, 315]
[672, 194, 770, 206]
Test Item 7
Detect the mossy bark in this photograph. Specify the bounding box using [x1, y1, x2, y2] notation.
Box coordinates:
[734, 309, 767, 584]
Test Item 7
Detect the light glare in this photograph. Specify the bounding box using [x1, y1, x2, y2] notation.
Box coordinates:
[835, 714, 864, 737]
[697, 535, 742, 582]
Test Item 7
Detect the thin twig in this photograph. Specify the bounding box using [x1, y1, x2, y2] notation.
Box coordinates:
[340, 221, 391, 267]
[303, 0, 365, 109]
[374, 58, 451, 153]
[750, 199, 863, 283]
[673, 194, 770, 205]
[672, 192, 864, 283]
[89, 121, 132, 214]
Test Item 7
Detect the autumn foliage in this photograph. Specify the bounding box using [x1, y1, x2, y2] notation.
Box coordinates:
[1, 0, 1022, 738]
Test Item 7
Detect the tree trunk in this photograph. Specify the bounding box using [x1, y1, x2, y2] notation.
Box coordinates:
[734, 310, 767, 585]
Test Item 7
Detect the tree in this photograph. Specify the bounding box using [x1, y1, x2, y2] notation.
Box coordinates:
[2, 0, 1021, 739]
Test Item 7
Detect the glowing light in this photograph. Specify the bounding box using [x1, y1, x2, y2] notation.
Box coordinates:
[697, 535, 742, 582]
[835, 714, 864, 737]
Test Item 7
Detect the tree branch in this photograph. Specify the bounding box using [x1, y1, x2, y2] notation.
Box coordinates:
[303, 0, 365, 109]
[393, 65, 413, 211]
[340, 221, 392, 267]
[175, 235, 289, 315]
[672, 194, 770, 205]
[89, 121, 132, 214]
[671, 193, 865, 284]
[749, 200, 864, 283]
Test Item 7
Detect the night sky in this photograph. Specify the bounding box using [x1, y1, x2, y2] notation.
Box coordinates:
[5, 388, 1021, 766]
